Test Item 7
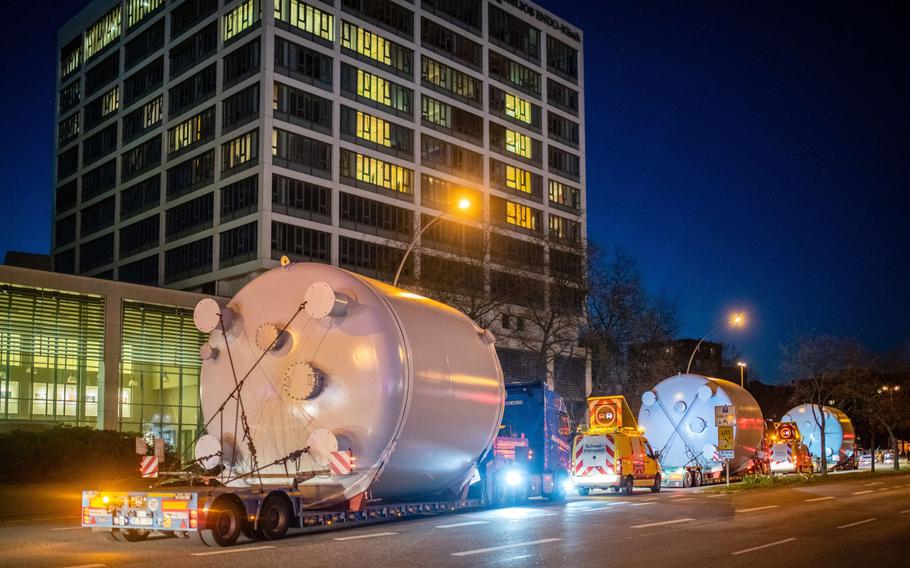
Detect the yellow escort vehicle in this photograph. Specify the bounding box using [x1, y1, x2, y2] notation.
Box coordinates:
[571, 396, 662, 495]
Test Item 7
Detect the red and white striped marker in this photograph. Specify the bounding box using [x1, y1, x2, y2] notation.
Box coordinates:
[329, 450, 353, 476]
[140, 455, 159, 478]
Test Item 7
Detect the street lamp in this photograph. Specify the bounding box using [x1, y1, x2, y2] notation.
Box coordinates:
[392, 198, 472, 287]
[685, 311, 747, 374]
[737, 361, 747, 388]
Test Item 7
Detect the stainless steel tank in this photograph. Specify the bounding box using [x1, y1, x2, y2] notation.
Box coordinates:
[781, 404, 853, 463]
[192, 263, 505, 507]
[638, 374, 765, 473]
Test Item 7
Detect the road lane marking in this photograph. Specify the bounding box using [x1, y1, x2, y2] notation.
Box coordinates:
[191, 545, 276, 556]
[707, 494, 727, 498]
[804, 496, 835, 502]
[451, 538, 561, 557]
[735, 505, 779, 513]
[673, 498, 695, 502]
[436, 521, 490, 529]
[852, 490, 874, 495]
[61, 564, 108, 568]
[333, 531, 398, 541]
[630, 502, 655, 507]
[864, 482, 883, 486]
[731, 537, 796, 556]
[51, 526, 87, 531]
[581, 507, 617, 513]
[900, 510, 910, 514]
[631, 518, 694, 529]
[837, 518, 876, 529]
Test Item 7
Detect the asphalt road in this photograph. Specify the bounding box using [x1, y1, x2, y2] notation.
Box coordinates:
[2, 473, 909, 568]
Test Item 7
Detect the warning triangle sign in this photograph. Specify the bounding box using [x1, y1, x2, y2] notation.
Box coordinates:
[180, 520, 187, 529]
[90, 517, 96, 525]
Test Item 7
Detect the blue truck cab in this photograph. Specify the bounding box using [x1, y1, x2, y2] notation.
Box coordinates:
[482, 382, 573, 505]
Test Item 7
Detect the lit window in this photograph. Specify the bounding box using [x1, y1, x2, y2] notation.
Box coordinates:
[505, 201, 536, 231]
[126, 0, 165, 28]
[505, 129, 533, 159]
[101, 88, 119, 116]
[142, 97, 162, 128]
[224, 130, 257, 170]
[341, 21, 390, 64]
[421, 97, 450, 128]
[350, 152, 412, 194]
[505, 165, 533, 194]
[357, 69, 391, 107]
[168, 109, 212, 154]
[549, 180, 579, 209]
[275, 0, 334, 42]
[505, 93, 532, 124]
[356, 111, 391, 147]
[84, 6, 122, 61]
[224, 0, 261, 43]
[60, 45, 81, 79]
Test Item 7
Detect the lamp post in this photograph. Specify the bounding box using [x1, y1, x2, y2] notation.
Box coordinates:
[737, 361, 747, 388]
[392, 198, 471, 288]
[685, 312, 746, 374]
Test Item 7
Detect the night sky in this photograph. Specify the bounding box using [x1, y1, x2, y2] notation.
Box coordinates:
[0, 1, 907, 381]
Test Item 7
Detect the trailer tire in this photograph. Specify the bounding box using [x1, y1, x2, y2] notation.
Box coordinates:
[621, 476, 634, 496]
[682, 471, 693, 488]
[202, 498, 244, 547]
[256, 495, 291, 541]
[548, 475, 568, 502]
[694, 470, 703, 487]
[105, 529, 148, 543]
[650, 474, 662, 493]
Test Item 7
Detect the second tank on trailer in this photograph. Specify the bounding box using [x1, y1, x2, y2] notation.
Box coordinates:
[638, 373, 765, 475]
[781, 404, 855, 465]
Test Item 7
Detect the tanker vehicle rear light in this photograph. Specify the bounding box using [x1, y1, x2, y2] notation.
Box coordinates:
[189, 509, 198, 529]
[82, 507, 91, 524]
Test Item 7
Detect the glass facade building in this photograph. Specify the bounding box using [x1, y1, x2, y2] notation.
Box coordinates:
[0, 266, 209, 458]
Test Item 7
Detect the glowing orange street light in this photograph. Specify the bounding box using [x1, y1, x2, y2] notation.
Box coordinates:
[392, 199, 473, 287]
[685, 310, 749, 374]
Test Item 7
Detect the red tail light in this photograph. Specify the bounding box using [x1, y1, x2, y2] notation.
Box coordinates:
[189, 509, 198, 529]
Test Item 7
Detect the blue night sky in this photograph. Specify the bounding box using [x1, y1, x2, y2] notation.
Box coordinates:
[0, 1, 907, 381]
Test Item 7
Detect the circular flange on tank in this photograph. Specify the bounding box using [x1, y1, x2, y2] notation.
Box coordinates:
[195, 434, 223, 470]
[283, 362, 324, 401]
[307, 429, 339, 466]
[194, 298, 234, 333]
[304, 281, 350, 319]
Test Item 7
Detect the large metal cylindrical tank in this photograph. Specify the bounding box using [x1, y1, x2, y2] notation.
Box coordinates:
[193, 263, 505, 507]
[638, 374, 765, 473]
[781, 405, 853, 463]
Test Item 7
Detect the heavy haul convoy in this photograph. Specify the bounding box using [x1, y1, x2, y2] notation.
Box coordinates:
[82, 262, 570, 546]
[636, 374, 858, 486]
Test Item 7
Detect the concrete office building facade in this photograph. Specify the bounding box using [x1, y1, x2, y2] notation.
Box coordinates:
[52, 0, 587, 399]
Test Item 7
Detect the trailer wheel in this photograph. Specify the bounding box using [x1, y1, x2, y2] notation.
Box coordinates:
[201, 498, 244, 547]
[576, 486, 590, 496]
[682, 471, 693, 488]
[694, 470, 703, 487]
[621, 476, 634, 496]
[104, 528, 149, 542]
[650, 474, 662, 493]
[256, 495, 291, 540]
[548, 475, 568, 502]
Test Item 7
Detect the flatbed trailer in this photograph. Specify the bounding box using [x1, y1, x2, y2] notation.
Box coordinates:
[83, 482, 488, 546]
[660, 457, 767, 488]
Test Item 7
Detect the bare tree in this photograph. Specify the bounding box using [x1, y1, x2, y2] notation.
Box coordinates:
[417, 218, 505, 329]
[585, 244, 679, 403]
[780, 333, 865, 474]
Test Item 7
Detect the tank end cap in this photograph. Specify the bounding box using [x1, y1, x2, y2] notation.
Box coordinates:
[194, 298, 234, 333]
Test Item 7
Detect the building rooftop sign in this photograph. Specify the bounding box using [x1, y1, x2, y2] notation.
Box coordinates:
[494, 0, 582, 42]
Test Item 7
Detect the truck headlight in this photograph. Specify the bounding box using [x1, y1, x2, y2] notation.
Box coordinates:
[505, 470, 523, 487]
[562, 479, 574, 492]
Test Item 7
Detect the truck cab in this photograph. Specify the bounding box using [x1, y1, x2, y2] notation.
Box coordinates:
[483, 383, 573, 505]
[571, 396, 662, 495]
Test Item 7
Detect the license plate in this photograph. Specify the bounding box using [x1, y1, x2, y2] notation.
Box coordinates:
[131, 517, 153, 526]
